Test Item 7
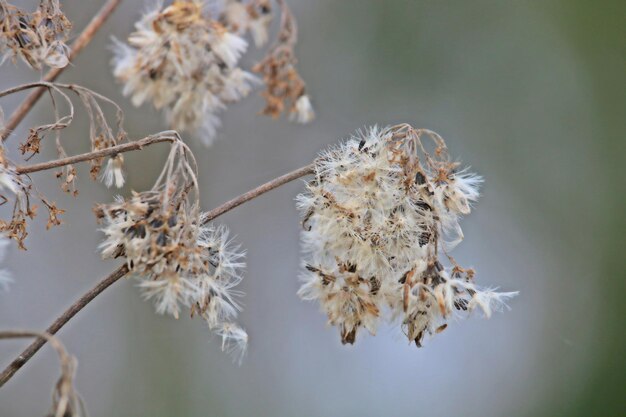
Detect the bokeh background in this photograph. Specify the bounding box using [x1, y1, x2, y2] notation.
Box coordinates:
[1, 0, 624, 416]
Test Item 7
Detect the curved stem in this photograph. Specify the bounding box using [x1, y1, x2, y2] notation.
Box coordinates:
[0, 0, 123, 142]
[15, 134, 176, 175]
[0, 162, 315, 388]
[203, 163, 314, 222]
[0, 264, 129, 388]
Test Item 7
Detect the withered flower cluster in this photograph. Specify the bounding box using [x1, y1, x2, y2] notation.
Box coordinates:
[297, 125, 517, 345]
[113, 0, 313, 145]
[0, 82, 128, 249]
[252, 0, 313, 123]
[95, 140, 248, 361]
[0, 0, 71, 69]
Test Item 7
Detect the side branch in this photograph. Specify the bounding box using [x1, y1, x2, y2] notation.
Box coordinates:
[203, 163, 315, 222]
[15, 134, 176, 175]
[0, 264, 129, 388]
[0, 162, 315, 388]
[0, 0, 123, 142]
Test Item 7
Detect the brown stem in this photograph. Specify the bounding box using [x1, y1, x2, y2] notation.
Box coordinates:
[0, 0, 123, 142]
[0, 162, 315, 388]
[15, 134, 176, 175]
[203, 163, 314, 222]
[0, 264, 129, 388]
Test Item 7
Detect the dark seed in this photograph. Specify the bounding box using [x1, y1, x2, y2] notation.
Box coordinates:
[454, 299, 469, 311]
[150, 218, 164, 228]
[156, 232, 168, 246]
[168, 215, 177, 228]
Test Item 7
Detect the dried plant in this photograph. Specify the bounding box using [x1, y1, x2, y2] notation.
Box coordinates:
[0, 81, 128, 249]
[252, 0, 314, 123]
[0, 1, 518, 411]
[112, 0, 314, 145]
[95, 138, 248, 361]
[297, 125, 517, 345]
[0, 0, 72, 69]
[0, 331, 86, 417]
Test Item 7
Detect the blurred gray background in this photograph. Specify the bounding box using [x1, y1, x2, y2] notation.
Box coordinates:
[0, 0, 624, 416]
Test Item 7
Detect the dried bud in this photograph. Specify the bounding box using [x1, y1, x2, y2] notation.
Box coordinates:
[0, 0, 72, 70]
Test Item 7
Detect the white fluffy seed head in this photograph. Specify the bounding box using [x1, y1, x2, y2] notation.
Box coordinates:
[97, 194, 246, 327]
[297, 124, 516, 346]
[112, 0, 255, 144]
[95, 142, 248, 360]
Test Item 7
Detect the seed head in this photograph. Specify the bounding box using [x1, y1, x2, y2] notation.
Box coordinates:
[95, 140, 248, 360]
[297, 125, 517, 346]
[112, 0, 256, 145]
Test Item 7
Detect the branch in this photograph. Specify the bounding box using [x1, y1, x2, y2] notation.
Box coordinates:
[0, 264, 129, 388]
[0, 330, 85, 417]
[203, 163, 314, 222]
[0, 162, 315, 388]
[0, 0, 123, 142]
[15, 134, 176, 175]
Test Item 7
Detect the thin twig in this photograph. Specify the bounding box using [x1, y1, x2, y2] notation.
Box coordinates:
[0, 330, 85, 417]
[0, 0, 123, 142]
[0, 264, 129, 388]
[203, 163, 315, 222]
[0, 162, 315, 388]
[15, 134, 177, 175]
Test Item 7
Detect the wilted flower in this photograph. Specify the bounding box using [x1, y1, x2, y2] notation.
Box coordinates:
[95, 140, 248, 360]
[112, 0, 256, 145]
[250, 0, 314, 124]
[297, 124, 517, 346]
[0, 0, 72, 69]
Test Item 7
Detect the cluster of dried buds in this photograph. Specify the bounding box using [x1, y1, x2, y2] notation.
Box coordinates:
[0, 82, 128, 249]
[112, 0, 313, 145]
[0, 0, 71, 69]
[297, 125, 517, 346]
[0, 141, 64, 249]
[251, 0, 313, 123]
[95, 140, 248, 361]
